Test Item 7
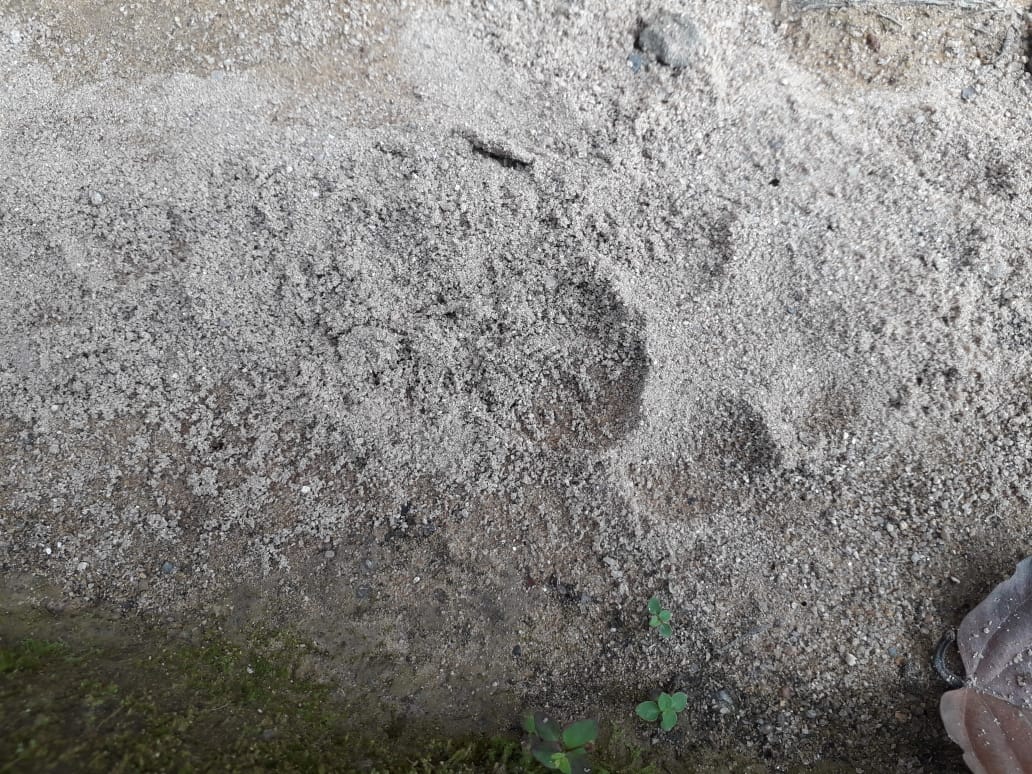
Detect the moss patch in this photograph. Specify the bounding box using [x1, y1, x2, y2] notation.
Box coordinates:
[0, 605, 656, 773]
[0, 609, 505, 772]
[0, 601, 826, 773]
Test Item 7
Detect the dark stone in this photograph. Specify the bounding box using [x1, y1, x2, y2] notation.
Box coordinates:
[637, 13, 701, 69]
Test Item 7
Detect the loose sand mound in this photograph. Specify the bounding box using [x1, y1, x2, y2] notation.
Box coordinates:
[2, 0, 1031, 769]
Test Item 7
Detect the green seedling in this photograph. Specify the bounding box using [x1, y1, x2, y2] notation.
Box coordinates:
[636, 692, 687, 732]
[647, 597, 673, 638]
[522, 712, 598, 774]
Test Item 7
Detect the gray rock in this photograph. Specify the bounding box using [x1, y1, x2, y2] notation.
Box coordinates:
[637, 13, 700, 69]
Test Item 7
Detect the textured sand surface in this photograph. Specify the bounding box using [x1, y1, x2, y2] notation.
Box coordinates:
[2, 1, 1031, 769]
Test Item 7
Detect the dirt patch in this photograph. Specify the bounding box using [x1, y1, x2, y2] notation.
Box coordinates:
[772, 1, 1024, 87]
[2, 0, 1032, 770]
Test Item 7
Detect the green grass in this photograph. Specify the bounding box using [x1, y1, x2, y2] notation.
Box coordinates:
[0, 611, 656, 773]
[0, 638, 67, 674]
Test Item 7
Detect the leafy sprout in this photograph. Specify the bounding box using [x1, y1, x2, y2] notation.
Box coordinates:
[522, 713, 598, 774]
[647, 597, 673, 638]
[636, 692, 688, 732]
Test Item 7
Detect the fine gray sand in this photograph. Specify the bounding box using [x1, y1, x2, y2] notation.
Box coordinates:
[2, 0, 1031, 770]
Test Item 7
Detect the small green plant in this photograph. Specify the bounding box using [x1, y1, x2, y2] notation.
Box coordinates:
[636, 692, 687, 731]
[522, 712, 598, 774]
[647, 597, 673, 638]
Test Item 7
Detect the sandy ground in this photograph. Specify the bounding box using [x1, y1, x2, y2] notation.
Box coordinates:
[2, 0, 1032, 770]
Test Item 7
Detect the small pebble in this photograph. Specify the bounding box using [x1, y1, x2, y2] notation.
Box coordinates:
[161, 561, 176, 574]
[76, 561, 88, 571]
[323, 550, 335, 559]
[845, 653, 858, 667]
[512, 644, 522, 657]
[300, 485, 311, 494]
[636, 12, 701, 69]
[89, 191, 104, 206]
[10, 29, 22, 45]
[960, 86, 976, 102]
